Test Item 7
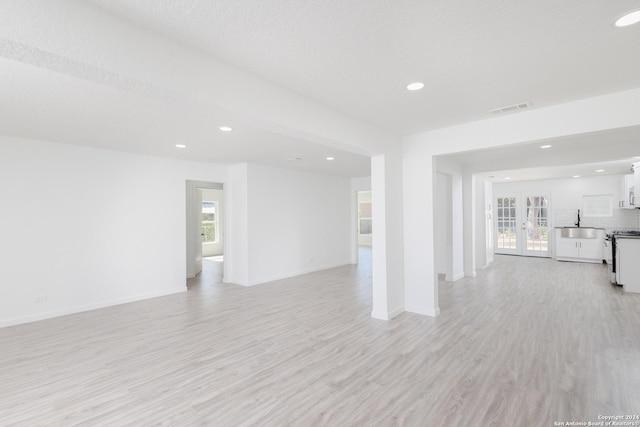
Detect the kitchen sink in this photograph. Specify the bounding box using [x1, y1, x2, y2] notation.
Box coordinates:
[560, 227, 598, 239]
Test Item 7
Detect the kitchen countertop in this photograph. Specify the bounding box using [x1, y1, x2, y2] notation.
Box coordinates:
[553, 226, 605, 229]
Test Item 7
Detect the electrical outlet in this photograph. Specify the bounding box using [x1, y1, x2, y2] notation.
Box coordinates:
[33, 294, 48, 303]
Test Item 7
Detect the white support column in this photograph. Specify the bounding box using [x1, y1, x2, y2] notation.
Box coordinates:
[371, 153, 404, 320]
[402, 144, 439, 317]
[225, 164, 249, 286]
[434, 172, 452, 280]
[451, 173, 465, 281]
[463, 172, 476, 278]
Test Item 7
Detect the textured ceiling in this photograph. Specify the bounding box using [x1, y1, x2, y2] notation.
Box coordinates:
[2, 0, 640, 178]
[0, 53, 370, 177]
[438, 126, 640, 182]
[88, 0, 640, 134]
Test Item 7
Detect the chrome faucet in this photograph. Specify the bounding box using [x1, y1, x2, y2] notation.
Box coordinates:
[575, 209, 581, 227]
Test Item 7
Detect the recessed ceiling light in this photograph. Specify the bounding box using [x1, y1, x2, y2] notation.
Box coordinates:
[326, 156, 335, 161]
[595, 169, 605, 173]
[175, 144, 187, 149]
[504, 177, 511, 180]
[615, 10, 640, 27]
[540, 145, 552, 149]
[573, 175, 581, 178]
[406, 82, 424, 91]
[219, 126, 233, 132]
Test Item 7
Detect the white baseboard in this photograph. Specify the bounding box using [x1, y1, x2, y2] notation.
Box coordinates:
[371, 306, 405, 321]
[0, 287, 187, 328]
[445, 272, 465, 281]
[479, 260, 494, 269]
[370, 310, 388, 320]
[387, 306, 404, 319]
[405, 305, 440, 317]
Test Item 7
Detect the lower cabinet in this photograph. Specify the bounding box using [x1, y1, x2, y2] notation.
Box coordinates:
[616, 237, 640, 292]
[556, 238, 580, 259]
[554, 229, 604, 263]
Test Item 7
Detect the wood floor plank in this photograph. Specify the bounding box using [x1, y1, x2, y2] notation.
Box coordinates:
[1, 251, 639, 426]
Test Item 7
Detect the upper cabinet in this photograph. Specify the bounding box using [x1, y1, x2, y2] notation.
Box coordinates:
[634, 162, 640, 208]
[619, 174, 636, 208]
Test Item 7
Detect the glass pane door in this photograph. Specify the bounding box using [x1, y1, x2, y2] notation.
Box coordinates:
[523, 196, 549, 256]
[496, 195, 519, 254]
[495, 193, 551, 258]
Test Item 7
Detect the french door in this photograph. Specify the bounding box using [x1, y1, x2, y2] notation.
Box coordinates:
[495, 193, 550, 257]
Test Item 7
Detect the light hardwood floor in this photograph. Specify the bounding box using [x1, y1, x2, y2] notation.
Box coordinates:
[1, 250, 639, 426]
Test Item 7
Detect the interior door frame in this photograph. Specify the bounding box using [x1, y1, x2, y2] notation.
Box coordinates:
[186, 180, 225, 279]
[195, 187, 204, 275]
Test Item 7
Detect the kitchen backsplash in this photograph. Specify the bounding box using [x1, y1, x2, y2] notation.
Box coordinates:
[555, 208, 640, 231]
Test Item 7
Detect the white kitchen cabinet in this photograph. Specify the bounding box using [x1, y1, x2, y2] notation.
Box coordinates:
[634, 162, 640, 207]
[556, 238, 580, 258]
[616, 237, 640, 293]
[618, 174, 635, 208]
[554, 229, 604, 263]
[578, 238, 604, 260]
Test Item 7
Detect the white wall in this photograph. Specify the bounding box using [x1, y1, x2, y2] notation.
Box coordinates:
[493, 174, 640, 232]
[4, 1, 405, 323]
[474, 178, 487, 269]
[472, 178, 495, 270]
[462, 173, 475, 278]
[245, 164, 352, 285]
[0, 136, 228, 327]
[434, 158, 465, 282]
[483, 180, 494, 266]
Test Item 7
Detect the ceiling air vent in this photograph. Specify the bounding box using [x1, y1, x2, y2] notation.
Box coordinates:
[489, 102, 531, 115]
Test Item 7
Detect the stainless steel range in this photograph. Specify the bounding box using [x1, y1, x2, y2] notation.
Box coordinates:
[605, 230, 640, 284]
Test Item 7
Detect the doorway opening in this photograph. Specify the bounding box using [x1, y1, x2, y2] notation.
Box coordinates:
[357, 191, 372, 248]
[353, 189, 373, 294]
[186, 180, 225, 284]
[201, 189, 224, 259]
